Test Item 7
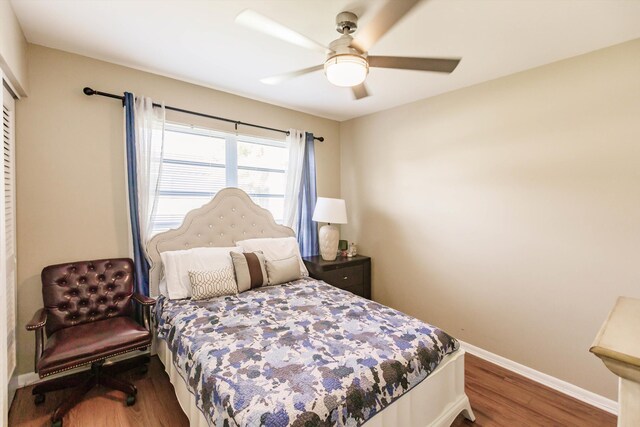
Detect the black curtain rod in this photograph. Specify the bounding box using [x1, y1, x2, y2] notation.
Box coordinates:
[82, 87, 324, 142]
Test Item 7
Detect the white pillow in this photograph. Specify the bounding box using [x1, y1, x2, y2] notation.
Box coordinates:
[235, 237, 308, 277]
[160, 246, 243, 299]
[159, 277, 168, 296]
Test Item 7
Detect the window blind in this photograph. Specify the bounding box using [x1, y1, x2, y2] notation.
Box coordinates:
[2, 94, 16, 377]
[152, 124, 288, 235]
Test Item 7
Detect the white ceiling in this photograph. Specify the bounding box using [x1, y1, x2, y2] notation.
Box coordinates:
[10, 0, 640, 121]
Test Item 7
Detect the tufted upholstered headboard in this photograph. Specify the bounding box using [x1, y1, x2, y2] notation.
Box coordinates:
[146, 188, 295, 297]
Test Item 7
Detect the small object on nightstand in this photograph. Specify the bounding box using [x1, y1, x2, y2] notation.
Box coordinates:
[303, 254, 371, 299]
[347, 242, 357, 257]
[339, 240, 349, 257]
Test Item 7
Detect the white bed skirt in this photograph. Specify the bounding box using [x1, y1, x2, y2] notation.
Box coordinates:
[157, 339, 474, 427]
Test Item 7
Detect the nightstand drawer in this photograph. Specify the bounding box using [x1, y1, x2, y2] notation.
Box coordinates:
[322, 265, 363, 288]
[337, 282, 364, 297]
[302, 255, 371, 300]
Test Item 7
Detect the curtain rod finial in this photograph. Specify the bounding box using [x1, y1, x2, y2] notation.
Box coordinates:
[83, 87, 96, 96]
[316, 136, 325, 142]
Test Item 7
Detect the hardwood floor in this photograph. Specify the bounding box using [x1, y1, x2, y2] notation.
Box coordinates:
[9, 357, 189, 427]
[452, 354, 616, 427]
[9, 353, 616, 427]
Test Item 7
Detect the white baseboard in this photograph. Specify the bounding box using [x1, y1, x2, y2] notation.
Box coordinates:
[459, 340, 618, 415]
[16, 349, 151, 388]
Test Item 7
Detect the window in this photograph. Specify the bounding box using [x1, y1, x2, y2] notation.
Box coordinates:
[153, 123, 288, 234]
[2, 82, 17, 384]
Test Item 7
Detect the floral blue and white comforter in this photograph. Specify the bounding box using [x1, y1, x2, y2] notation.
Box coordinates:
[155, 278, 458, 427]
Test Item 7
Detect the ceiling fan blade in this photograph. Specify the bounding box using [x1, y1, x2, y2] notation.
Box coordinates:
[368, 56, 461, 73]
[236, 9, 328, 54]
[351, 83, 370, 100]
[351, 0, 421, 53]
[260, 65, 324, 85]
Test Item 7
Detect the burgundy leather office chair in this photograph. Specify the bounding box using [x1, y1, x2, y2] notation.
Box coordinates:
[25, 258, 155, 427]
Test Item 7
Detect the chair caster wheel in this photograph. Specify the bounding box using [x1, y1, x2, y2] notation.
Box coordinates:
[51, 420, 62, 427]
[34, 393, 45, 405]
[126, 394, 136, 406]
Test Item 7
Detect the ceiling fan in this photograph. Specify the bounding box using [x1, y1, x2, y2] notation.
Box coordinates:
[235, 0, 461, 100]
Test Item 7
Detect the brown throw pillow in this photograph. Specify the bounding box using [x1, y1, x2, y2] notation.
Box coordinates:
[230, 251, 268, 292]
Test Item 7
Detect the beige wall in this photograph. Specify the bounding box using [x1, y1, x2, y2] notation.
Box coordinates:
[15, 44, 340, 375]
[0, 0, 28, 95]
[340, 38, 640, 400]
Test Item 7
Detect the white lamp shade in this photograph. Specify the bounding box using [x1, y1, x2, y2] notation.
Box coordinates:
[312, 197, 347, 224]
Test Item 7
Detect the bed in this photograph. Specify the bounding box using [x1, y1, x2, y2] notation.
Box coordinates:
[147, 188, 475, 426]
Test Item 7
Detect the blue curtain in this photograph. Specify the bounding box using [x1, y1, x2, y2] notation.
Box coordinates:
[297, 132, 319, 257]
[124, 92, 150, 296]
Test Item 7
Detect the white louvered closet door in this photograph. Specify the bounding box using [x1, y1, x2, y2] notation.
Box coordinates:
[1, 76, 17, 423]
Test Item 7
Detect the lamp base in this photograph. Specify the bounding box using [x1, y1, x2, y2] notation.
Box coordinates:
[319, 224, 339, 261]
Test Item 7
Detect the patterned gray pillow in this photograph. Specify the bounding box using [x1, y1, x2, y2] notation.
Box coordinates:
[188, 266, 238, 300]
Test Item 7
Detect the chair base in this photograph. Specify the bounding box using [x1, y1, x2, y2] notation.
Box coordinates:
[33, 354, 150, 426]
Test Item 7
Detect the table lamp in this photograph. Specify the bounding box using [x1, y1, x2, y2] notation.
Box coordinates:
[312, 197, 348, 261]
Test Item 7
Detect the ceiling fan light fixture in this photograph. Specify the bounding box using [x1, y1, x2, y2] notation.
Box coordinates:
[324, 54, 368, 87]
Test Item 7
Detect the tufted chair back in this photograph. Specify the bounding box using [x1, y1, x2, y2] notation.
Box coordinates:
[41, 258, 135, 337]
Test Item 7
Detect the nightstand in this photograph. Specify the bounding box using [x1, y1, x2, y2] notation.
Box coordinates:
[302, 255, 371, 299]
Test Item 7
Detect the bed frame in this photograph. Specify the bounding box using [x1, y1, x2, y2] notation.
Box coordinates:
[147, 187, 475, 426]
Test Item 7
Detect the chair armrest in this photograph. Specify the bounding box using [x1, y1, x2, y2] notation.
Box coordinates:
[133, 293, 155, 333]
[26, 308, 47, 331]
[26, 308, 47, 373]
[132, 293, 156, 306]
